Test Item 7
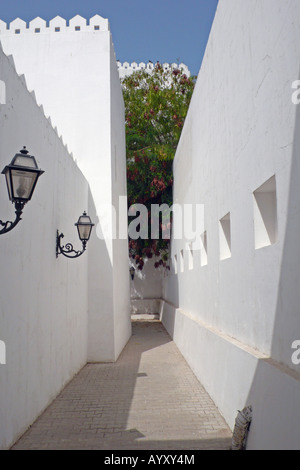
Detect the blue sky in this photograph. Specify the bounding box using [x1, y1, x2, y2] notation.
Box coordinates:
[0, 0, 219, 76]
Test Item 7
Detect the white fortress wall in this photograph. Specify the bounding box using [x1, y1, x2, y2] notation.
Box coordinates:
[162, 0, 300, 450]
[108, 33, 131, 360]
[117, 60, 191, 79]
[0, 44, 90, 449]
[0, 15, 131, 362]
[130, 257, 164, 316]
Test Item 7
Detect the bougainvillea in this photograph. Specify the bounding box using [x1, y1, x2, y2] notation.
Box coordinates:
[122, 63, 196, 270]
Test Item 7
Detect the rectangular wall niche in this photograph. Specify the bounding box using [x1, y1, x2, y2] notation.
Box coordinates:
[253, 175, 277, 250]
[219, 213, 231, 260]
[180, 249, 184, 273]
[200, 231, 208, 266]
[188, 243, 193, 270]
[173, 254, 178, 275]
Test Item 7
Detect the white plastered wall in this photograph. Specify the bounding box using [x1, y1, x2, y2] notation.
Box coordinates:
[162, 0, 300, 450]
[0, 15, 131, 362]
[129, 257, 164, 315]
[0, 45, 89, 449]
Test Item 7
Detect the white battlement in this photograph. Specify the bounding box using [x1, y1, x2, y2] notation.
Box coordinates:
[0, 14, 110, 35]
[117, 60, 191, 79]
[0, 41, 73, 157]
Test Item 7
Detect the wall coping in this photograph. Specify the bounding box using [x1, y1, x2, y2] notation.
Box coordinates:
[0, 15, 110, 35]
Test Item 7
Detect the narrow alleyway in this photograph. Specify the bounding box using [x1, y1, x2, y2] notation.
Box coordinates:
[11, 320, 232, 450]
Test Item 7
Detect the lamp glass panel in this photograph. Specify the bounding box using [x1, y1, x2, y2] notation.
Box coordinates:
[78, 216, 91, 224]
[13, 155, 37, 168]
[4, 170, 12, 200]
[11, 169, 38, 200]
[78, 224, 92, 241]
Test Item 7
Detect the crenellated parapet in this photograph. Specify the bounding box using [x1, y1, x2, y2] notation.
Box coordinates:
[0, 41, 73, 157]
[0, 14, 110, 35]
[117, 61, 191, 79]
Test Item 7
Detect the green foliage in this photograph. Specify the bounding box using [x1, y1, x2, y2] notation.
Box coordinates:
[122, 63, 196, 270]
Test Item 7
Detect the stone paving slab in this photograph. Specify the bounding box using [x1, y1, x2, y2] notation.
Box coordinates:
[11, 321, 232, 450]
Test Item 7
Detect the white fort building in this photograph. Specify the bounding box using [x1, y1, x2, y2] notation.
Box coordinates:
[0, 0, 300, 450]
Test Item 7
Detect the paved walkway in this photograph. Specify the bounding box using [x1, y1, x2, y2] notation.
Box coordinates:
[12, 321, 232, 450]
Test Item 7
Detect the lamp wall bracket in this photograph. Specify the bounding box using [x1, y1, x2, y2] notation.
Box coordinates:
[0, 201, 25, 235]
[56, 230, 87, 259]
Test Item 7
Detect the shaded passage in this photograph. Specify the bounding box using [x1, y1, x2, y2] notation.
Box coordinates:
[12, 321, 232, 450]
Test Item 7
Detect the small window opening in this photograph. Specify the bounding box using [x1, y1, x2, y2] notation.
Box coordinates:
[188, 244, 194, 270]
[200, 231, 208, 266]
[253, 176, 277, 250]
[173, 255, 178, 275]
[180, 249, 184, 273]
[219, 213, 232, 260]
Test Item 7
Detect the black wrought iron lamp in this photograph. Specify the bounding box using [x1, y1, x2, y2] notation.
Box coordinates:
[0, 146, 44, 235]
[56, 211, 94, 258]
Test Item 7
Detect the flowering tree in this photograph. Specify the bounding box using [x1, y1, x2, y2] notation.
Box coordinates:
[122, 63, 196, 270]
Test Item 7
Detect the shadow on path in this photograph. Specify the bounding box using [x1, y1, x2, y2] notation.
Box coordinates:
[11, 321, 232, 450]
